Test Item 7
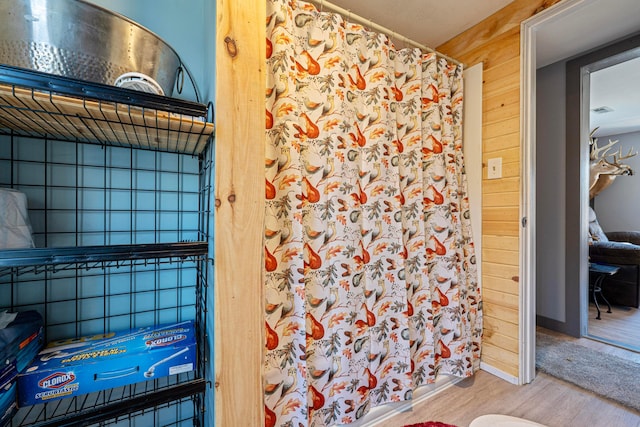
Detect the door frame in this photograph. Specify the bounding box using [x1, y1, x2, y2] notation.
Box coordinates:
[520, 0, 589, 385]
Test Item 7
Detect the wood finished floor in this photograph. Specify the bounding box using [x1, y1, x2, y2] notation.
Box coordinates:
[587, 302, 640, 352]
[382, 327, 640, 427]
[382, 369, 640, 427]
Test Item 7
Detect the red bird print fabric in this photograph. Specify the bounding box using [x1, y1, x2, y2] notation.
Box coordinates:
[265, 1, 482, 426]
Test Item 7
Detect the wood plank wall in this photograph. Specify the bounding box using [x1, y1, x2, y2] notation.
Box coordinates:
[215, 0, 265, 425]
[437, 0, 562, 378]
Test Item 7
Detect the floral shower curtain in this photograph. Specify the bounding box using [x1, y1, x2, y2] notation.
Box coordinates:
[264, 1, 482, 426]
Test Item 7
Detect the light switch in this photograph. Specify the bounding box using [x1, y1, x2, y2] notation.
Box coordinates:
[487, 157, 502, 179]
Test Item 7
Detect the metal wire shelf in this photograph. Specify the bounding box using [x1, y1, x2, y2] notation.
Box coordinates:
[11, 374, 206, 427]
[0, 64, 213, 426]
[0, 242, 208, 278]
[0, 65, 215, 156]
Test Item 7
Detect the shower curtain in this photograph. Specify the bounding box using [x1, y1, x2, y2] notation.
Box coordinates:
[265, 1, 482, 425]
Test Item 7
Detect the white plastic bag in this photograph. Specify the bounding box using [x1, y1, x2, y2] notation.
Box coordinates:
[0, 188, 35, 249]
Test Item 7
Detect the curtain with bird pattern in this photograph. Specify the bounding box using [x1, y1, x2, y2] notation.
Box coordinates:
[265, 1, 482, 425]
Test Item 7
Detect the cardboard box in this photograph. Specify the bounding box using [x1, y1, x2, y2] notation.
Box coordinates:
[17, 321, 196, 407]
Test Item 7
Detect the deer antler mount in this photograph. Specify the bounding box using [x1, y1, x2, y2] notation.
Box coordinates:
[589, 128, 637, 199]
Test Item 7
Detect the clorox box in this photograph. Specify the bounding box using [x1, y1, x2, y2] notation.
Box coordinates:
[17, 321, 196, 406]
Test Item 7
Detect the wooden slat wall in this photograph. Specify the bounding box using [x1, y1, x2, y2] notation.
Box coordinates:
[215, 0, 265, 426]
[438, 0, 562, 378]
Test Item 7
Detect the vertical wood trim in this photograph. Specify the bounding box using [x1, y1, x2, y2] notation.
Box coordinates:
[215, 0, 265, 426]
[463, 63, 484, 299]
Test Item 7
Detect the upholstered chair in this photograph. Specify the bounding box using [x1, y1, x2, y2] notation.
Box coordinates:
[588, 207, 640, 307]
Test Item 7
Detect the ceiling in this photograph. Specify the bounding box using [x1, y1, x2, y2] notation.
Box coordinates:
[591, 56, 640, 137]
[533, 0, 640, 137]
[317, 0, 513, 48]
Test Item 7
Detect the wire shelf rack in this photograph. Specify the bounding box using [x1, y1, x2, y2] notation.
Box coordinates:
[0, 66, 213, 426]
[0, 65, 214, 156]
[0, 242, 208, 279]
[11, 375, 206, 427]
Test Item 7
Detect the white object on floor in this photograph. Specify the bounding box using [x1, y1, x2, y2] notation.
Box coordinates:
[470, 414, 548, 427]
[0, 188, 35, 249]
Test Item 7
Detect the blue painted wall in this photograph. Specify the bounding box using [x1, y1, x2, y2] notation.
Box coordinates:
[83, 4, 217, 424]
[85, 0, 215, 104]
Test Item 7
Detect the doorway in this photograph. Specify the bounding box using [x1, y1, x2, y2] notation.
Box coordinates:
[570, 38, 640, 352]
[521, 0, 640, 383]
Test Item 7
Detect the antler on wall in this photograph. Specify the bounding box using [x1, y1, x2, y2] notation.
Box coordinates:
[589, 128, 637, 199]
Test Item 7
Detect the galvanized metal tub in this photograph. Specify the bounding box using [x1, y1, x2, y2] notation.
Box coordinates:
[0, 0, 181, 96]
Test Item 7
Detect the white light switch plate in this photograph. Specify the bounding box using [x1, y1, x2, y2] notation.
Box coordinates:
[487, 157, 502, 179]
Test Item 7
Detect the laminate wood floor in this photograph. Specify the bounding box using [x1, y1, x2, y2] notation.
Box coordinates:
[588, 302, 640, 352]
[381, 369, 640, 427]
[380, 320, 640, 427]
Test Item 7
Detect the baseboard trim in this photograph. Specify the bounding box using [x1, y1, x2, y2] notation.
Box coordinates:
[354, 375, 462, 426]
[480, 362, 519, 385]
[536, 314, 580, 338]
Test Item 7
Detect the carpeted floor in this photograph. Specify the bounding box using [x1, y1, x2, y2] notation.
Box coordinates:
[536, 332, 640, 412]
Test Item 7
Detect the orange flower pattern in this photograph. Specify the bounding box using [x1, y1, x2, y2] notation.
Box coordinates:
[265, 1, 482, 425]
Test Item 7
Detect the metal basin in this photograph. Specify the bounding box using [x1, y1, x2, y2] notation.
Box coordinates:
[0, 0, 181, 96]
